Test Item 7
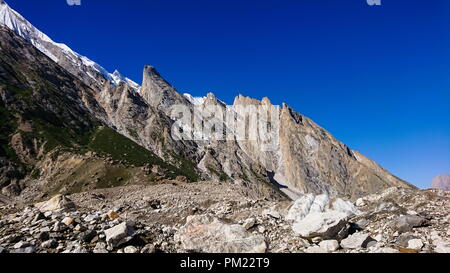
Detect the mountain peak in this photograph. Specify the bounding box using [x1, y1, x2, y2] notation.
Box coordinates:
[431, 174, 450, 191]
[0, 0, 139, 91]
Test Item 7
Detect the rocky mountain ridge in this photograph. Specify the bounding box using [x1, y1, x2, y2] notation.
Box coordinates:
[431, 174, 450, 191]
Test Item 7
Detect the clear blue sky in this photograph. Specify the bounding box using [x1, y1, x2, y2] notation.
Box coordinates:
[7, 0, 450, 189]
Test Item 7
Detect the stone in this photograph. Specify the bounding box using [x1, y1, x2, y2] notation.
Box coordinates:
[106, 210, 120, 220]
[391, 215, 427, 233]
[93, 242, 109, 253]
[13, 241, 30, 249]
[104, 222, 134, 248]
[407, 239, 423, 251]
[62, 217, 75, 226]
[380, 247, 400, 253]
[123, 246, 138, 253]
[304, 246, 326, 253]
[262, 208, 281, 219]
[34, 195, 75, 212]
[174, 215, 267, 253]
[242, 218, 256, 230]
[319, 240, 340, 252]
[41, 239, 57, 249]
[433, 239, 450, 253]
[33, 212, 46, 222]
[341, 233, 376, 249]
[148, 199, 162, 209]
[38, 231, 50, 241]
[141, 244, 156, 253]
[79, 230, 97, 243]
[292, 211, 348, 240]
[13, 246, 35, 253]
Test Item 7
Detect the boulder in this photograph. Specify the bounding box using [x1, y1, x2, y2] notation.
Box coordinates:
[407, 239, 423, 251]
[104, 222, 134, 248]
[34, 195, 75, 212]
[292, 211, 348, 240]
[286, 194, 358, 225]
[174, 215, 267, 253]
[341, 232, 376, 249]
[391, 215, 428, 233]
[318, 240, 340, 252]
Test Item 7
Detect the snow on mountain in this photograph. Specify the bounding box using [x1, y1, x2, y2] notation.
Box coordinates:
[183, 93, 206, 106]
[0, 0, 139, 90]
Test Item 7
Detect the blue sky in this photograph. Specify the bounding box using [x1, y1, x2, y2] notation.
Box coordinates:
[6, 0, 450, 188]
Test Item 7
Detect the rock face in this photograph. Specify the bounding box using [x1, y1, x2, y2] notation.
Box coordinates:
[431, 174, 450, 191]
[174, 215, 267, 253]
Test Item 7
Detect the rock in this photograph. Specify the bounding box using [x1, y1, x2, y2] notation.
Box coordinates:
[407, 239, 423, 251]
[148, 199, 162, 210]
[391, 215, 428, 233]
[242, 218, 256, 230]
[304, 246, 326, 253]
[79, 230, 97, 243]
[433, 239, 450, 253]
[318, 240, 340, 252]
[174, 215, 267, 253]
[62, 217, 75, 226]
[396, 234, 418, 248]
[355, 218, 368, 229]
[38, 231, 50, 241]
[355, 198, 365, 207]
[341, 233, 376, 249]
[13, 241, 30, 249]
[292, 211, 348, 240]
[106, 210, 120, 220]
[104, 222, 134, 248]
[380, 247, 400, 253]
[141, 244, 156, 253]
[33, 212, 46, 222]
[123, 246, 138, 253]
[34, 195, 75, 212]
[262, 208, 281, 219]
[93, 242, 109, 253]
[13, 246, 35, 253]
[41, 239, 57, 249]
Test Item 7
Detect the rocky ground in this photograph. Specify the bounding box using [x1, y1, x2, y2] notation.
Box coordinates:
[0, 181, 448, 254]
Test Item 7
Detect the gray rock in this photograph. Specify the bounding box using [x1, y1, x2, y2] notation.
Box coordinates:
[123, 246, 138, 253]
[104, 222, 134, 248]
[341, 233, 376, 249]
[318, 240, 340, 252]
[292, 211, 348, 240]
[141, 244, 156, 253]
[391, 215, 428, 233]
[41, 239, 57, 249]
[243, 218, 256, 230]
[174, 215, 267, 253]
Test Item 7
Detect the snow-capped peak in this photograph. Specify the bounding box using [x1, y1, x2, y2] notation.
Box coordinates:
[183, 93, 207, 106]
[0, 0, 140, 90]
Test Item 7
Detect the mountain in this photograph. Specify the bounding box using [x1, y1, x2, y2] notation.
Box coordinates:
[0, 0, 139, 91]
[0, 0, 415, 202]
[431, 174, 450, 191]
